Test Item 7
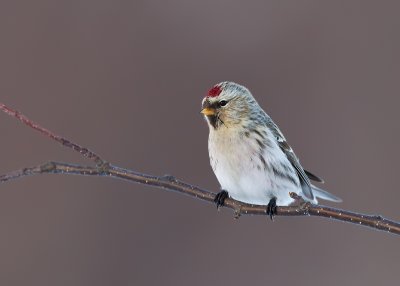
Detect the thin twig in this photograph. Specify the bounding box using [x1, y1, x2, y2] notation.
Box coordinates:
[1, 102, 399, 236]
[0, 103, 105, 165]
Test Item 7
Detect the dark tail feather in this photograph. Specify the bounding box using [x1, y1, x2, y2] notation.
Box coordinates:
[304, 169, 325, 183]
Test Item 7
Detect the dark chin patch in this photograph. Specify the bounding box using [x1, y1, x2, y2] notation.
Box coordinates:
[206, 115, 219, 129]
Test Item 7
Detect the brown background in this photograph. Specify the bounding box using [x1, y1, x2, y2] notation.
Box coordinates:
[1, 1, 399, 285]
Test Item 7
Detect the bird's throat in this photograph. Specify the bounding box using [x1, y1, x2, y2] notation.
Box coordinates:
[206, 115, 220, 129]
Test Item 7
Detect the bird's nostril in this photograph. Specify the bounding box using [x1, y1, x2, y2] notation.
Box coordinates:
[202, 100, 211, 109]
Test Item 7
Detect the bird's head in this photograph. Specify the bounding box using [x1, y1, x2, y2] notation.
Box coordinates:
[201, 81, 259, 129]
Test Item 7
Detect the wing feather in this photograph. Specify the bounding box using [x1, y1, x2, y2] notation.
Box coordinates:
[269, 120, 315, 200]
[304, 169, 324, 183]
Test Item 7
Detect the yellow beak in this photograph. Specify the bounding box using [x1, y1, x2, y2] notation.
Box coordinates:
[200, 107, 216, 116]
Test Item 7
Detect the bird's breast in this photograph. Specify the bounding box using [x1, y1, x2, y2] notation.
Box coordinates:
[207, 127, 300, 205]
[208, 128, 268, 194]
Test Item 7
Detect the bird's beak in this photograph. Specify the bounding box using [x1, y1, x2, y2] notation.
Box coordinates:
[200, 107, 216, 116]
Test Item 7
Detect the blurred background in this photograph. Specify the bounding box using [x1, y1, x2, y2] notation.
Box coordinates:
[0, 1, 399, 285]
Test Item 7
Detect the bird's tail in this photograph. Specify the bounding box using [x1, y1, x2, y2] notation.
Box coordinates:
[312, 185, 342, 203]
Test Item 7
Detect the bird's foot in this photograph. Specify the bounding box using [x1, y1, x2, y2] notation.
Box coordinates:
[266, 197, 277, 220]
[214, 190, 229, 210]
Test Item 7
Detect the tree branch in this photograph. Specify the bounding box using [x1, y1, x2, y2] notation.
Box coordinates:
[1, 102, 399, 236]
[0, 103, 105, 165]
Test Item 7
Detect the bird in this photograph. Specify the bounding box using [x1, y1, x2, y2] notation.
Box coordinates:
[201, 81, 341, 218]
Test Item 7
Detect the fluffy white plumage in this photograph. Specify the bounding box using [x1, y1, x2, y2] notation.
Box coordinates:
[202, 81, 341, 207]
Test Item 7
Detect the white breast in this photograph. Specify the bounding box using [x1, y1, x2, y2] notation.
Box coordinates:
[208, 127, 300, 206]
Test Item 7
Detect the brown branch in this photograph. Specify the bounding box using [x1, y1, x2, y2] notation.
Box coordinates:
[0, 103, 105, 165]
[1, 102, 400, 236]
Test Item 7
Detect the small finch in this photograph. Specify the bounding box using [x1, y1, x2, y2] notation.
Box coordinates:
[201, 81, 341, 218]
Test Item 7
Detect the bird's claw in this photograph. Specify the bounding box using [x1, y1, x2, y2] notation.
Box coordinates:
[214, 190, 229, 209]
[266, 197, 277, 220]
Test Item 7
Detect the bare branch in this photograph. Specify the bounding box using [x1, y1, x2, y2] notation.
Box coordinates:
[1, 102, 399, 236]
[0, 103, 105, 165]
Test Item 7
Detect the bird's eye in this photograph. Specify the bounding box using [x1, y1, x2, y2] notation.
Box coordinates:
[219, 100, 228, 107]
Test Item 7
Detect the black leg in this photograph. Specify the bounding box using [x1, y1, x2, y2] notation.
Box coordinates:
[266, 197, 277, 220]
[214, 190, 229, 209]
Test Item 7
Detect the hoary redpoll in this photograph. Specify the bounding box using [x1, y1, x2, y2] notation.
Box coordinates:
[201, 81, 341, 218]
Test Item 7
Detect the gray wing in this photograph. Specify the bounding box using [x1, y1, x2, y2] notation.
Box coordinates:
[268, 120, 315, 201]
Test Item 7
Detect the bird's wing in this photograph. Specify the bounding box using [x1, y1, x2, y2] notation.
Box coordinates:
[268, 121, 315, 201]
[304, 169, 324, 183]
